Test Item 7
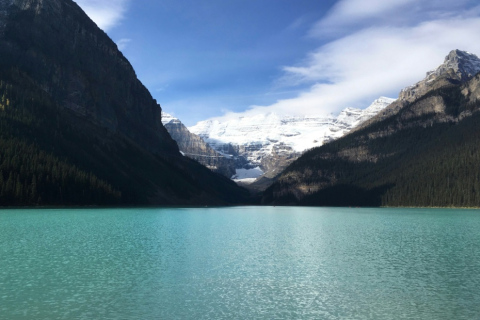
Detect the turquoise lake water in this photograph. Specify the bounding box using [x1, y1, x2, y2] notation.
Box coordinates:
[0, 206, 479, 319]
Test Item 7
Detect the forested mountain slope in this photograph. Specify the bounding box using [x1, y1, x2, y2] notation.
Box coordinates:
[0, 0, 249, 206]
[263, 50, 480, 207]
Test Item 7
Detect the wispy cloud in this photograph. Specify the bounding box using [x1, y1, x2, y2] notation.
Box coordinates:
[310, 0, 416, 37]
[309, 0, 476, 38]
[285, 16, 309, 32]
[209, 0, 480, 121]
[75, 0, 130, 31]
[116, 38, 131, 51]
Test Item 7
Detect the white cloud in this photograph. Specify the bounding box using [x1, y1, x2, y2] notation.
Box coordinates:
[206, 1, 480, 122]
[309, 0, 476, 38]
[116, 38, 131, 51]
[75, 0, 130, 31]
[314, 0, 414, 33]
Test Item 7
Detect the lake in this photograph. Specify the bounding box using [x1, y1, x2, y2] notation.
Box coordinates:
[1, 206, 479, 319]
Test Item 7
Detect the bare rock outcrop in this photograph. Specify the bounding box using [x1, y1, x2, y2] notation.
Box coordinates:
[162, 113, 236, 177]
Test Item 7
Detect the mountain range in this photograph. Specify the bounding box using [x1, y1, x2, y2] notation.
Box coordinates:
[184, 97, 395, 185]
[263, 49, 480, 207]
[1, 0, 479, 208]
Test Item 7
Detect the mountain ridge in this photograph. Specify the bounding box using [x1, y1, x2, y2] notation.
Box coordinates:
[357, 50, 480, 132]
[263, 49, 480, 207]
[401, 49, 480, 102]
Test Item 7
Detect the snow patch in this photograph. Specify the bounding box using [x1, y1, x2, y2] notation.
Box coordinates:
[231, 167, 264, 184]
[161, 112, 178, 125]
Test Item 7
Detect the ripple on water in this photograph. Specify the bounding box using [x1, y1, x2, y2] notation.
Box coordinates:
[0, 207, 479, 319]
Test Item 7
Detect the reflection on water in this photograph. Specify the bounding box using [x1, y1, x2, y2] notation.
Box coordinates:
[0, 207, 479, 319]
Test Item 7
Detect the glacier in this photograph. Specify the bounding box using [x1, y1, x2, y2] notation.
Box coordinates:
[231, 167, 264, 183]
[187, 97, 395, 183]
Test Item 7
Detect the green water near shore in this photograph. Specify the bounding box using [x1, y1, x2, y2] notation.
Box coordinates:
[1, 207, 479, 319]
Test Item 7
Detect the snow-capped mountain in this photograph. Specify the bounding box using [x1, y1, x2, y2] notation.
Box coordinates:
[161, 112, 178, 126]
[188, 97, 395, 183]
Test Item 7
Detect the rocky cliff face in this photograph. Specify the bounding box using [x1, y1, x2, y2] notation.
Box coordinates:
[162, 113, 236, 177]
[189, 97, 394, 185]
[263, 50, 480, 207]
[0, 0, 178, 154]
[0, 0, 249, 205]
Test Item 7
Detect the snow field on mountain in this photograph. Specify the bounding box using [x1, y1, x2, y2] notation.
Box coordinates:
[189, 97, 396, 155]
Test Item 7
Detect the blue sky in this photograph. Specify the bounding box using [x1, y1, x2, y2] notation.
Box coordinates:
[76, 0, 480, 126]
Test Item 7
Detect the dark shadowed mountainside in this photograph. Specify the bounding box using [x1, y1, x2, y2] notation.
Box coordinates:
[263, 50, 480, 208]
[0, 0, 249, 206]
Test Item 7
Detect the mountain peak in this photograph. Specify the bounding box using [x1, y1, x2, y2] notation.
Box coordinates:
[400, 49, 480, 102]
[427, 49, 480, 82]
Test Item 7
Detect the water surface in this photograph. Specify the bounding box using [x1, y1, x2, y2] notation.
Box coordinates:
[1, 207, 479, 319]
